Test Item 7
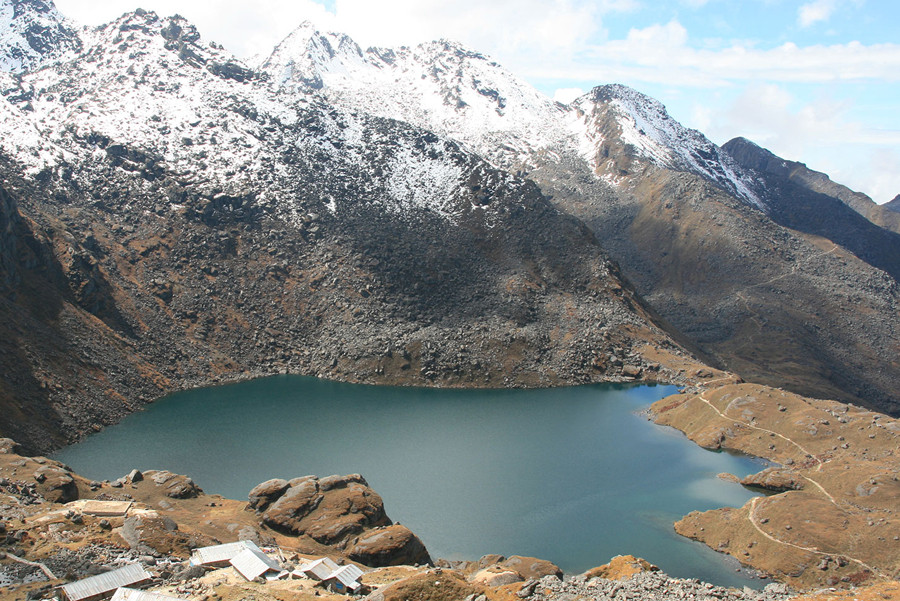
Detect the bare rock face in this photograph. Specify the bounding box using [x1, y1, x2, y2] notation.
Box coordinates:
[348, 524, 431, 567]
[260, 474, 389, 544]
[740, 467, 805, 492]
[146, 470, 202, 499]
[247, 478, 290, 512]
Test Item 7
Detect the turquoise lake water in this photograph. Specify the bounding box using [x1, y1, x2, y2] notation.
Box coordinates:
[54, 376, 769, 587]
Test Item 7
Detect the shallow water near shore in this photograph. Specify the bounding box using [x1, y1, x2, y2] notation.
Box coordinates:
[55, 376, 768, 588]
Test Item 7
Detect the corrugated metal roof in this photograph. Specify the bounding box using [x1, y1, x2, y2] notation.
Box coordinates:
[299, 557, 339, 581]
[62, 564, 151, 601]
[110, 588, 181, 601]
[334, 564, 364, 581]
[229, 547, 281, 581]
[189, 540, 259, 566]
[330, 564, 364, 590]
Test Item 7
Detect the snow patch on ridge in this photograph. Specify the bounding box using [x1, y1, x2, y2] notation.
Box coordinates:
[262, 26, 569, 170]
[386, 142, 463, 219]
[578, 85, 767, 209]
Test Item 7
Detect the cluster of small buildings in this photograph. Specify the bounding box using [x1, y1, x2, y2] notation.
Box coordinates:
[58, 540, 366, 601]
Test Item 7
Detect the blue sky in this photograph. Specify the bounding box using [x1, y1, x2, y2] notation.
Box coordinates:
[55, 0, 900, 202]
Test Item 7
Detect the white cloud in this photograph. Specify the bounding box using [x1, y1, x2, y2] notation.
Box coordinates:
[553, 87, 585, 103]
[528, 21, 900, 88]
[330, 0, 629, 61]
[798, 0, 838, 27]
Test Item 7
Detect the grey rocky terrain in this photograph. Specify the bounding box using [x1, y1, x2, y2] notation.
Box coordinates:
[520, 572, 793, 601]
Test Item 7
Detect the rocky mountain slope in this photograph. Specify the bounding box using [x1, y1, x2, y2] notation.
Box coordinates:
[257, 23, 900, 416]
[541, 88, 900, 414]
[0, 7, 705, 453]
[885, 195, 900, 213]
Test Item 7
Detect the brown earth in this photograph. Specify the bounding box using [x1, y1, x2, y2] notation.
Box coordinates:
[651, 381, 900, 589]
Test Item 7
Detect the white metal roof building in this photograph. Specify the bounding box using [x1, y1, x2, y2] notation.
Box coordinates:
[61, 564, 152, 601]
[229, 547, 282, 581]
[189, 540, 259, 567]
[326, 564, 364, 592]
[110, 588, 181, 601]
[297, 557, 340, 581]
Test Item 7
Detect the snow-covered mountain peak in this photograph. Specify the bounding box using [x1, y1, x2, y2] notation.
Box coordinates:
[261, 21, 365, 89]
[0, 0, 81, 72]
[260, 27, 568, 169]
[574, 84, 766, 208]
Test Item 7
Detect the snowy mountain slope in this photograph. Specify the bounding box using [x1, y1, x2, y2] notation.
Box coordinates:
[570, 85, 766, 209]
[260, 23, 571, 170]
[0, 0, 80, 72]
[259, 23, 772, 211]
[1, 9, 534, 227]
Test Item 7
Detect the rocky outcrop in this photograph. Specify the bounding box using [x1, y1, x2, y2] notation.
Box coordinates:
[146, 471, 201, 499]
[119, 511, 214, 556]
[348, 524, 431, 567]
[740, 467, 804, 493]
[257, 475, 392, 546]
[251, 474, 430, 566]
[581, 555, 658, 581]
[32, 463, 77, 502]
[247, 478, 291, 512]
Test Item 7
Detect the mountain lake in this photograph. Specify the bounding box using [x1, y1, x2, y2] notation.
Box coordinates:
[54, 376, 770, 588]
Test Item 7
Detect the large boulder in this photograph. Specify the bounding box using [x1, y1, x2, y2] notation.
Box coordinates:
[0, 439, 21, 454]
[348, 524, 431, 567]
[147, 470, 202, 499]
[499, 556, 562, 580]
[120, 511, 214, 557]
[261, 474, 389, 544]
[33, 465, 78, 503]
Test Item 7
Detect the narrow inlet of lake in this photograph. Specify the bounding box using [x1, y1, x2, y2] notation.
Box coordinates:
[54, 376, 768, 588]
